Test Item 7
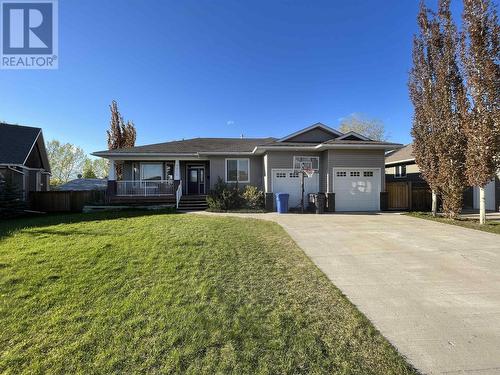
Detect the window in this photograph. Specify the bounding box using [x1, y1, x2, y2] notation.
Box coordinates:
[276, 172, 287, 178]
[290, 172, 299, 178]
[350, 171, 360, 177]
[395, 165, 406, 178]
[226, 159, 250, 183]
[363, 171, 374, 177]
[336, 171, 347, 177]
[141, 163, 163, 180]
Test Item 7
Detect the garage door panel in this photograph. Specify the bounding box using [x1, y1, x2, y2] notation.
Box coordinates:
[272, 169, 319, 209]
[333, 168, 380, 211]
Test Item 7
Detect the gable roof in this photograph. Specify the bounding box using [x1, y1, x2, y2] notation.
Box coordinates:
[385, 144, 415, 165]
[0, 123, 42, 165]
[277, 123, 342, 142]
[336, 131, 371, 141]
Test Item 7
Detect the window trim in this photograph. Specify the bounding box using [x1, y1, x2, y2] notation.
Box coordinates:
[140, 162, 164, 181]
[225, 158, 250, 183]
[394, 165, 407, 178]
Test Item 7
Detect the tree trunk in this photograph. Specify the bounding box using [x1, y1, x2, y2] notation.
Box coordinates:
[431, 190, 437, 217]
[479, 187, 486, 225]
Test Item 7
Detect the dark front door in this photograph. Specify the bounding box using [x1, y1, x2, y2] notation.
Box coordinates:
[187, 167, 205, 195]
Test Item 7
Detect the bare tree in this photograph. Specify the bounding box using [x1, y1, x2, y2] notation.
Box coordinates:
[434, 0, 469, 218]
[339, 113, 387, 141]
[461, 0, 500, 224]
[107, 100, 137, 179]
[409, 2, 443, 216]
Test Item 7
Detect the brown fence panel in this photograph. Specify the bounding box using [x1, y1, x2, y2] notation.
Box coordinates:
[30, 190, 106, 213]
[411, 187, 432, 211]
[386, 182, 409, 210]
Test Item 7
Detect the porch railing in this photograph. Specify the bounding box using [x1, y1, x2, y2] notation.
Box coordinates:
[116, 180, 174, 196]
[176, 180, 183, 208]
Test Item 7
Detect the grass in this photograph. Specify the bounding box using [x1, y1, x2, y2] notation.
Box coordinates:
[407, 211, 500, 235]
[1, 211, 417, 374]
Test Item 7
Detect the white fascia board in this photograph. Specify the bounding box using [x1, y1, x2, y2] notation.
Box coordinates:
[385, 158, 416, 166]
[318, 143, 403, 151]
[336, 131, 370, 141]
[22, 129, 42, 165]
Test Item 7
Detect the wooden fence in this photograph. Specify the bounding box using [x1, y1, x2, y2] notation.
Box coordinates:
[386, 182, 432, 211]
[30, 190, 106, 213]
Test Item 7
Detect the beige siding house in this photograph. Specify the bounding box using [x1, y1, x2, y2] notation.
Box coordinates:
[93, 123, 401, 211]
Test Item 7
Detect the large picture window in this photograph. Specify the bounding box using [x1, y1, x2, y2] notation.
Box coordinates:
[226, 159, 250, 183]
[141, 163, 163, 180]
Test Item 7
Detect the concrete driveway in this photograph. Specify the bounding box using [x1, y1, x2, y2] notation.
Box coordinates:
[197, 212, 500, 375]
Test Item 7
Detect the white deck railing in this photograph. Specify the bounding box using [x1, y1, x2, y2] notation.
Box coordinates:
[116, 180, 174, 196]
[176, 180, 183, 208]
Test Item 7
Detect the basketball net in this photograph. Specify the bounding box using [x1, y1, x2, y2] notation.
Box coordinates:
[303, 167, 314, 178]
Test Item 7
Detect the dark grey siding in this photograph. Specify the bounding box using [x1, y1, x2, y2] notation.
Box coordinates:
[328, 149, 386, 191]
[284, 128, 337, 143]
[208, 156, 263, 190]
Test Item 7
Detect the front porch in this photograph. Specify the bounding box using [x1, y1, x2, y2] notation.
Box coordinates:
[107, 159, 210, 207]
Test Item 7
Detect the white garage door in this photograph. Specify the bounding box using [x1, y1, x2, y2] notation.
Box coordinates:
[272, 169, 320, 209]
[333, 168, 381, 211]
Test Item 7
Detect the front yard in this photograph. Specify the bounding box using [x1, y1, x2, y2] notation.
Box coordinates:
[407, 212, 500, 235]
[0, 211, 417, 374]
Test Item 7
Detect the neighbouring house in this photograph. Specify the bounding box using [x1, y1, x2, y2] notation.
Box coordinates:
[58, 178, 108, 191]
[0, 123, 51, 200]
[93, 123, 401, 211]
[385, 144, 500, 212]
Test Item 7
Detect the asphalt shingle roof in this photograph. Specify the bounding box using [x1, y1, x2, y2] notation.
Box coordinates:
[0, 123, 41, 164]
[385, 144, 414, 164]
[58, 178, 108, 191]
[94, 137, 277, 154]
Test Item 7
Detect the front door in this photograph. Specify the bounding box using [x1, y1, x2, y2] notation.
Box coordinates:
[187, 167, 205, 195]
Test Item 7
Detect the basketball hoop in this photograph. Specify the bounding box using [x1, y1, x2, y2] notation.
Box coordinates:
[303, 167, 315, 178]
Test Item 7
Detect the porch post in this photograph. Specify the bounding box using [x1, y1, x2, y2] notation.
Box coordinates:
[108, 159, 116, 181]
[107, 159, 117, 197]
[174, 159, 180, 180]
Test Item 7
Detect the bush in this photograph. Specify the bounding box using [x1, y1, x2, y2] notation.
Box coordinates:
[207, 178, 264, 211]
[206, 178, 243, 211]
[0, 176, 27, 219]
[242, 185, 264, 209]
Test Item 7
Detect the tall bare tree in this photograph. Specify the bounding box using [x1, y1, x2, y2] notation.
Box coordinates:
[409, 1, 468, 218]
[339, 113, 388, 141]
[107, 100, 137, 179]
[434, 0, 468, 218]
[461, 0, 500, 224]
[409, 2, 443, 216]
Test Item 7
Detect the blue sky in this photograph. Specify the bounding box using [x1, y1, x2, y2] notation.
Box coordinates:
[0, 0, 468, 154]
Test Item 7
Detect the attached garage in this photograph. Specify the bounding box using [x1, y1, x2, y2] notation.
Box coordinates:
[272, 169, 319, 209]
[333, 168, 381, 211]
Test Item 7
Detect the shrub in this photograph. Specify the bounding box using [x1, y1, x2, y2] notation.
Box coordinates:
[207, 179, 265, 211]
[207, 178, 243, 211]
[0, 176, 27, 219]
[242, 185, 264, 209]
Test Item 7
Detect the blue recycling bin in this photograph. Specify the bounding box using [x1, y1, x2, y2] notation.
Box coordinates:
[276, 193, 289, 214]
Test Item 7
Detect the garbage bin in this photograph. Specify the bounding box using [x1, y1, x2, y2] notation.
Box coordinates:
[276, 193, 289, 214]
[307, 193, 316, 212]
[315, 193, 325, 214]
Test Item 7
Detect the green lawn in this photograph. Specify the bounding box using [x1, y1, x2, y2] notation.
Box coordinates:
[407, 212, 500, 235]
[0, 211, 417, 374]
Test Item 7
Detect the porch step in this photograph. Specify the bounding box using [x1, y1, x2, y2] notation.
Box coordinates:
[177, 195, 208, 212]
